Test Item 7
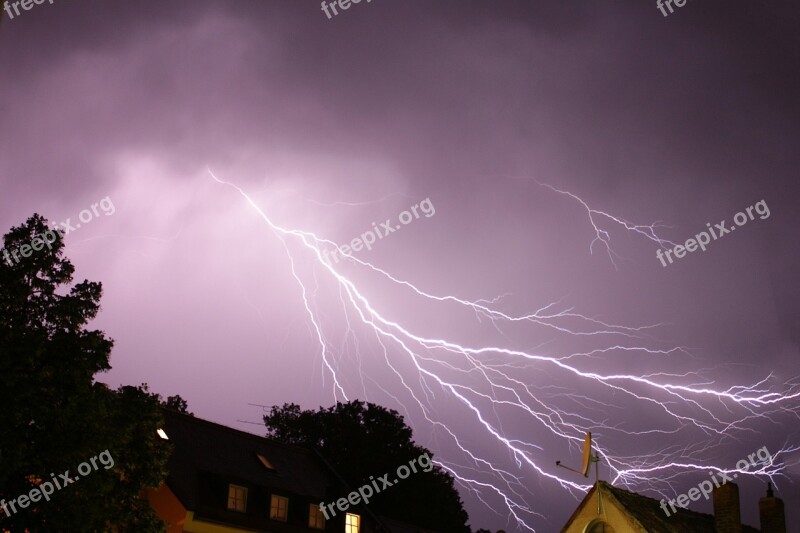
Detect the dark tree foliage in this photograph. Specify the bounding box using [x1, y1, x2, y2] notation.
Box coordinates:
[163, 394, 192, 415]
[264, 400, 471, 532]
[0, 215, 171, 532]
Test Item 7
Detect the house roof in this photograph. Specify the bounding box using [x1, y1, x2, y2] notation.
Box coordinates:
[562, 481, 760, 533]
[158, 409, 447, 532]
[159, 408, 341, 510]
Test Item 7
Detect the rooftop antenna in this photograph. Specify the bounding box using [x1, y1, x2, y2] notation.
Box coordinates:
[556, 432, 603, 513]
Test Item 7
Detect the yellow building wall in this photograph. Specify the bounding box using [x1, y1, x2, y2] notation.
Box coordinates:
[146, 484, 188, 533]
[562, 489, 647, 533]
[147, 483, 268, 533]
[182, 511, 264, 533]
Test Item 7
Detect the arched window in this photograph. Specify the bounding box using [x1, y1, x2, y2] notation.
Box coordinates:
[586, 521, 616, 533]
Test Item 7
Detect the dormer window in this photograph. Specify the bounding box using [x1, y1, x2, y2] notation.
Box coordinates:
[346, 513, 360, 533]
[270, 494, 288, 521]
[227, 484, 247, 512]
[308, 503, 326, 529]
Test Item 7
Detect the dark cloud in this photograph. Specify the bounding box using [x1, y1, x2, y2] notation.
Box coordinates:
[1, 1, 798, 530]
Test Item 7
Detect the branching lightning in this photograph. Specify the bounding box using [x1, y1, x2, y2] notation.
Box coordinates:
[209, 169, 799, 532]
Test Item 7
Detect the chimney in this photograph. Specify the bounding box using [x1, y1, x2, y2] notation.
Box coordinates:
[713, 481, 742, 533]
[758, 482, 786, 533]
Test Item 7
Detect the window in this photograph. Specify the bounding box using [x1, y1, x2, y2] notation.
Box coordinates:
[586, 521, 616, 533]
[227, 484, 247, 512]
[345, 513, 360, 533]
[308, 503, 326, 529]
[270, 494, 289, 521]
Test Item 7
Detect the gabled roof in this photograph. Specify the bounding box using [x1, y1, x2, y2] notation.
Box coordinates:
[158, 409, 445, 532]
[562, 481, 760, 533]
[159, 408, 341, 510]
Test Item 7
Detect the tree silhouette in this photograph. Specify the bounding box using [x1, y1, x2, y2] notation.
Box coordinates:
[0, 215, 170, 532]
[163, 394, 192, 415]
[264, 400, 471, 532]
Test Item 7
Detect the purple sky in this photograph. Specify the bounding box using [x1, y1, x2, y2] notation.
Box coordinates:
[2, 1, 799, 531]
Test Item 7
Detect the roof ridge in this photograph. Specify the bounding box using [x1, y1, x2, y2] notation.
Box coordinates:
[600, 481, 713, 518]
[161, 407, 316, 455]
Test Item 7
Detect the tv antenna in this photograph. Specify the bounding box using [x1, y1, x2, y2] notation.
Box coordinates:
[556, 432, 600, 480]
[556, 432, 603, 512]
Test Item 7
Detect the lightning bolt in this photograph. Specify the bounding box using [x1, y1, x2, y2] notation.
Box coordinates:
[208, 169, 799, 532]
[534, 181, 677, 269]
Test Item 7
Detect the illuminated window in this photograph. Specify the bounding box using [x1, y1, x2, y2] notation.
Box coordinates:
[345, 513, 360, 533]
[270, 494, 289, 521]
[227, 484, 247, 512]
[586, 521, 615, 533]
[308, 503, 326, 529]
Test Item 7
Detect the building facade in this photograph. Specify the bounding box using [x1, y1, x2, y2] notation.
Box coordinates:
[560, 480, 787, 533]
[147, 409, 430, 533]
